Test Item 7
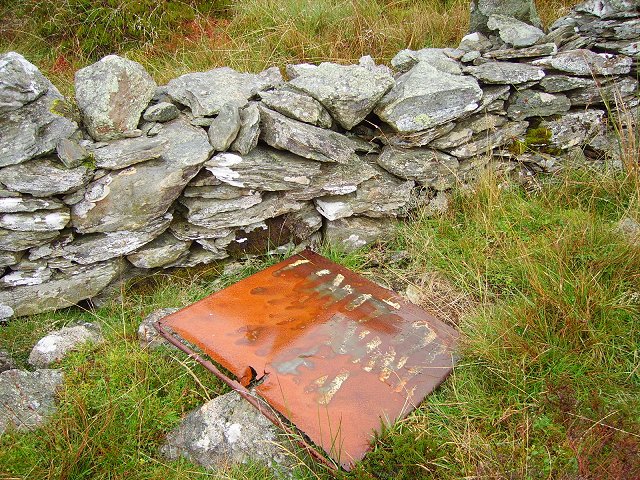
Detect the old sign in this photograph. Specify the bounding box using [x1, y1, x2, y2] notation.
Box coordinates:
[157, 249, 458, 470]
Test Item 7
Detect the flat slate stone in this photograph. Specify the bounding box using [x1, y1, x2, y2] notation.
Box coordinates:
[531, 49, 633, 76]
[92, 135, 168, 170]
[507, 90, 571, 120]
[0, 229, 58, 252]
[375, 62, 483, 133]
[447, 121, 528, 158]
[75, 55, 156, 141]
[0, 260, 122, 316]
[229, 103, 260, 155]
[391, 48, 463, 75]
[143, 102, 179, 123]
[258, 89, 332, 128]
[314, 169, 415, 220]
[0, 158, 91, 197]
[127, 232, 191, 269]
[377, 146, 459, 190]
[259, 106, 361, 163]
[469, 0, 542, 35]
[484, 43, 557, 60]
[288, 62, 394, 129]
[166, 67, 282, 117]
[0, 210, 70, 232]
[539, 75, 597, 92]
[0, 196, 64, 213]
[205, 147, 321, 191]
[466, 61, 545, 84]
[487, 14, 544, 47]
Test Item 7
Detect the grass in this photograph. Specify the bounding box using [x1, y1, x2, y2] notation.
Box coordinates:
[1, 164, 638, 479]
[0, 0, 582, 96]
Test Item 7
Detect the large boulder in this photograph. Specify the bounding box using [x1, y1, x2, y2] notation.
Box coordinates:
[75, 55, 156, 141]
[469, 0, 542, 35]
[288, 62, 394, 129]
[71, 117, 212, 233]
[0, 369, 64, 435]
[374, 62, 483, 133]
[0, 52, 78, 167]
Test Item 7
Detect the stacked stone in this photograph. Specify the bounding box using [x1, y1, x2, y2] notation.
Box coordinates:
[0, 0, 637, 319]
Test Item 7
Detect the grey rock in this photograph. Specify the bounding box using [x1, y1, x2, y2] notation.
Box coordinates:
[531, 50, 633, 76]
[324, 216, 397, 252]
[0, 196, 64, 213]
[0, 229, 58, 252]
[0, 52, 50, 113]
[539, 75, 596, 92]
[567, 76, 638, 106]
[0, 305, 13, 320]
[258, 89, 332, 128]
[166, 245, 228, 268]
[469, 0, 542, 35]
[28, 323, 104, 368]
[288, 157, 379, 200]
[57, 214, 171, 264]
[314, 169, 415, 220]
[359, 55, 394, 77]
[0, 158, 91, 197]
[166, 67, 281, 117]
[285, 63, 318, 79]
[0, 260, 122, 316]
[0, 350, 16, 373]
[1, 268, 52, 287]
[185, 193, 303, 230]
[72, 118, 212, 233]
[143, 102, 179, 122]
[375, 62, 483, 132]
[230, 103, 260, 155]
[487, 14, 544, 47]
[483, 43, 557, 60]
[459, 32, 494, 53]
[170, 217, 232, 241]
[0, 88, 78, 168]
[575, 0, 639, 18]
[540, 110, 606, 149]
[56, 139, 89, 168]
[0, 210, 70, 231]
[391, 48, 462, 75]
[138, 308, 180, 349]
[431, 113, 507, 149]
[0, 251, 23, 268]
[188, 169, 222, 187]
[127, 232, 192, 269]
[461, 51, 482, 63]
[448, 120, 528, 158]
[161, 391, 291, 471]
[180, 193, 263, 223]
[0, 369, 64, 435]
[288, 62, 393, 129]
[507, 90, 571, 120]
[617, 217, 640, 246]
[75, 55, 156, 141]
[377, 146, 459, 189]
[92, 135, 168, 170]
[259, 106, 361, 163]
[466, 61, 545, 84]
[206, 148, 321, 190]
[384, 122, 456, 148]
[207, 104, 241, 152]
[182, 184, 254, 200]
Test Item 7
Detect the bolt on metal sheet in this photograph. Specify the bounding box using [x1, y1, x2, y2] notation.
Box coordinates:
[158, 249, 458, 470]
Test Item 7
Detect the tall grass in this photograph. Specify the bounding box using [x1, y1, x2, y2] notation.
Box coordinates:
[1, 0, 582, 95]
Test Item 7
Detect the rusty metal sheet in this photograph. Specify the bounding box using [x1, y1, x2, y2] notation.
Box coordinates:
[158, 249, 458, 470]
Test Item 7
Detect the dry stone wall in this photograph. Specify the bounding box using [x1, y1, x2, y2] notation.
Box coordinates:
[0, 0, 638, 318]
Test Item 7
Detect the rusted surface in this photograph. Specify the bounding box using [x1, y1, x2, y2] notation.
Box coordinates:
[158, 249, 458, 470]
